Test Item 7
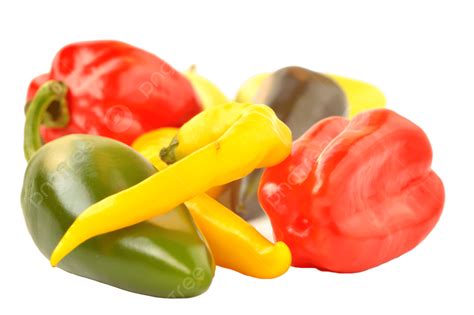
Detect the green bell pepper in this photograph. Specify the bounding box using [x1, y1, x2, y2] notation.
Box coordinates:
[21, 81, 215, 298]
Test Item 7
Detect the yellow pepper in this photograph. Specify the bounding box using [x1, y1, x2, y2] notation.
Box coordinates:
[235, 71, 386, 119]
[327, 74, 386, 118]
[185, 194, 290, 278]
[50, 103, 292, 270]
[184, 65, 229, 109]
[132, 127, 224, 198]
[132, 127, 291, 278]
[130, 127, 178, 169]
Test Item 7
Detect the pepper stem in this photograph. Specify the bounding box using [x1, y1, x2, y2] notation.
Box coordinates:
[187, 64, 197, 73]
[159, 137, 179, 164]
[24, 81, 69, 161]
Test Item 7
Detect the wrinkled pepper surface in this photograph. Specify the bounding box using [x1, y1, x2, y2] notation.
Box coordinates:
[26, 40, 201, 145]
[133, 128, 291, 278]
[226, 66, 386, 220]
[259, 109, 444, 273]
[21, 82, 214, 297]
[50, 102, 292, 267]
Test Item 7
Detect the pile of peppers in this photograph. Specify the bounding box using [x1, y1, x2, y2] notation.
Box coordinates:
[21, 40, 444, 298]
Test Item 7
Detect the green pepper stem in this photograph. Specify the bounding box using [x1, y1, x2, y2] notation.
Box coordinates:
[24, 81, 69, 161]
[159, 137, 179, 164]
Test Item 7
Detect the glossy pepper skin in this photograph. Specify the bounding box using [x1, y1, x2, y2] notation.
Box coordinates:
[26, 40, 201, 145]
[21, 82, 214, 298]
[259, 110, 445, 273]
[50, 102, 292, 266]
[132, 128, 291, 279]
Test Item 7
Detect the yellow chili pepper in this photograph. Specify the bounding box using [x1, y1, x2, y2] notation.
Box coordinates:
[131, 127, 178, 169]
[185, 194, 290, 278]
[132, 127, 291, 278]
[50, 103, 292, 268]
[132, 127, 224, 198]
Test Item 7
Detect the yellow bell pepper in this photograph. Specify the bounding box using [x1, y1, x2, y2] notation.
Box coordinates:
[184, 65, 229, 109]
[132, 127, 291, 278]
[50, 103, 292, 269]
[235, 71, 386, 118]
[327, 74, 386, 118]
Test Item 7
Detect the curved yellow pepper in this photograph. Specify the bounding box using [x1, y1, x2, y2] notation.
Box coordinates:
[50, 103, 292, 269]
[133, 127, 291, 278]
[185, 194, 290, 278]
[132, 127, 224, 198]
[131, 127, 178, 169]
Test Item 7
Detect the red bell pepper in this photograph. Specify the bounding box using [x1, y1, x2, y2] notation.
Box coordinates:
[26, 40, 201, 145]
[259, 109, 444, 273]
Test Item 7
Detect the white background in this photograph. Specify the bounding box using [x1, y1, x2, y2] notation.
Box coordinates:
[1, 1, 473, 314]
